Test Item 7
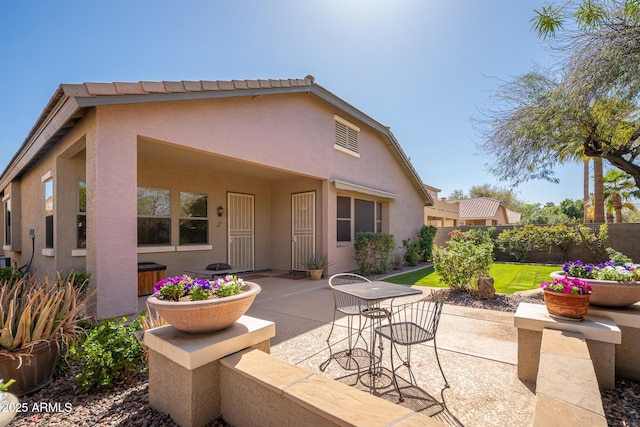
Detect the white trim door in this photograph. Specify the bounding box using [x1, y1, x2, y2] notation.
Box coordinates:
[228, 193, 255, 270]
[292, 191, 316, 271]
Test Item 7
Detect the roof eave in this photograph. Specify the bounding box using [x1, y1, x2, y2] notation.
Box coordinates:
[1, 79, 432, 207]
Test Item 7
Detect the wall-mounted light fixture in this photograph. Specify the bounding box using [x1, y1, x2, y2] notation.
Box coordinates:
[217, 206, 224, 217]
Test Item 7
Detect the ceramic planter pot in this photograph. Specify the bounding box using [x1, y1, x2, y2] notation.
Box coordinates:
[0, 340, 61, 397]
[550, 271, 640, 307]
[146, 281, 261, 334]
[543, 289, 591, 321]
[309, 269, 323, 280]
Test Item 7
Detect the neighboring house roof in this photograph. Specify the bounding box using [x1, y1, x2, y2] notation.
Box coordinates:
[451, 197, 503, 219]
[505, 208, 522, 224]
[0, 76, 433, 205]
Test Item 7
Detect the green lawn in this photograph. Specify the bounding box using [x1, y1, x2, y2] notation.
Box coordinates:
[384, 263, 561, 294]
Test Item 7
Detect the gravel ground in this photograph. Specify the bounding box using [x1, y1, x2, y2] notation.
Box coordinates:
[7, 266, 639, 427]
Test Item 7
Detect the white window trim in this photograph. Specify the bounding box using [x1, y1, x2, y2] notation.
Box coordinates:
[41, 171, 53, 182]
[72, 249, 87, 257]
[42, 248, 55, 257]
[137, 246, 176, 254]
[334, 115, 360, 132]
[333, 144, 361, 158]
[176, 244, 213, 252]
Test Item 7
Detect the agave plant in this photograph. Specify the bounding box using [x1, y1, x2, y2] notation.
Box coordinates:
[0, 274, 92, 354]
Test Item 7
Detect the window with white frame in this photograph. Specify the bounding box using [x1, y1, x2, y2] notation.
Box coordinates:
[44, 179, 54, 249]
[179, 192, 208, 244]
[77, 181, 86, 249]
[137, 187, 171, 245]
[334, 116, 359, 155]
[337, 196, 382, 242]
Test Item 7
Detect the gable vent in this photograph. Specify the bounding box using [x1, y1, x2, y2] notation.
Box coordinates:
[334, 116, 360, 155]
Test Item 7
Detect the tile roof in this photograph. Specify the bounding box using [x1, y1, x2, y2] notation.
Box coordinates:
[1, 75, 433, 206]
[451, 197, 502, 219]
[61, 77, 315, 98]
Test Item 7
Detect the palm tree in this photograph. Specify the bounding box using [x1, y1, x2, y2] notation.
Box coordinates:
[593, 157, 605, 223]
[603, 169, 639, 222]
[583, 158, 590, 223]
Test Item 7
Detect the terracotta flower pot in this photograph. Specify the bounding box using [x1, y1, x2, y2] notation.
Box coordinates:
[543, 289, 591, 321]
[146, 281, 261, 334]
[309, 269, 323, 280]
[550, 271, 640, 307]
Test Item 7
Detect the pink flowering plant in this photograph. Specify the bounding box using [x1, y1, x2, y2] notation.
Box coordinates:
[540, 276, 592, 295]
[153, 275, 245, 302]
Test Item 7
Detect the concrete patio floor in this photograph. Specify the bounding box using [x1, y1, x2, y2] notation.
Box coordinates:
[139, 271, 536, 426]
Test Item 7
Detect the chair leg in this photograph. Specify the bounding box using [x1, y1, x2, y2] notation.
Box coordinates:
[319, 310, 338, 372]
[433, 336, 449, 389]
[388, 339, 404, 402]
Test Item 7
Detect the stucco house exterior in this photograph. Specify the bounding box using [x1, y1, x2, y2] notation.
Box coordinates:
[0, 76, 433, 318]
[423, 185, 459, 227]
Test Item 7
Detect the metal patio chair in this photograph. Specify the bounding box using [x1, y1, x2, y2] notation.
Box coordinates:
[374, 294, 449, 402]
[320, 273, 385, 372]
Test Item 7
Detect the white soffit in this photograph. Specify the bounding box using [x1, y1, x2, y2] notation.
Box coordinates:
[331, 179, 398, 200]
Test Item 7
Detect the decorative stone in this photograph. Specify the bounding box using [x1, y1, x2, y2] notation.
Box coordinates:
[477, 276, 496, 299]
[146, 281, 261, 334]
[550, 271, 640, 308]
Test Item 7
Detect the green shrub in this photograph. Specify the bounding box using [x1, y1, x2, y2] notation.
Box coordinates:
[59, 271, 91, 295]
[70, 317, 146, 391]
[0, 267, 23, 285]
[417, 225, 438, 261]
[606, 247, 633, 264]
[540, 223, 576, 260]
[450, 227, 495, 245]
[354, 232, 395, 275]
[402, 239, 420, 266]
[390, 250, 404, 270]
[496, 224, 546, 262]
[575, 224, 609, 262]
[432, 240, 494, 292]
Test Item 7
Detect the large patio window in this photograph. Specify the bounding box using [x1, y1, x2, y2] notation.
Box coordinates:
[44, 178, 54, 249]
[77, 180, 86, 249]
[179, 192, 208, 244]
[337, 196, 382, 242]
[137, 187, 171, 245]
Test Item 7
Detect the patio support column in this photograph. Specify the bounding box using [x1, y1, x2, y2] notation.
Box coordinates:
[85, 111, 138, 318]
[321, 179, 331, 275]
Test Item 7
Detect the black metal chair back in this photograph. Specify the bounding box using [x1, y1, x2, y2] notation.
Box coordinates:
[374, 293, 449, 401]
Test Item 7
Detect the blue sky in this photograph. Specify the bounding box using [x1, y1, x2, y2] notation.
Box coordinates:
[0, 0, 585, 205]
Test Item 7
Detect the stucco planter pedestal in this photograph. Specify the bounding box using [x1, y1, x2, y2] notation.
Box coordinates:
[550, 271, 640, 308]
[146, 281, 261, 334]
